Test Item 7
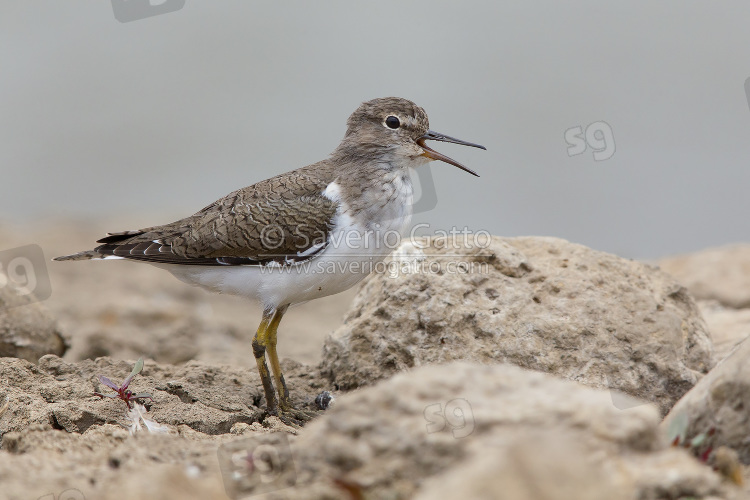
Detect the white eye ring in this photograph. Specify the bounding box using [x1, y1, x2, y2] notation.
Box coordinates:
[384, 115, 401, 129]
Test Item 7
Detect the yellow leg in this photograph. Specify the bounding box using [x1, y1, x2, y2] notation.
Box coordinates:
[252, 310, 278, 413]
[252, 305, 319, 425]
[265, 305, 291, 409]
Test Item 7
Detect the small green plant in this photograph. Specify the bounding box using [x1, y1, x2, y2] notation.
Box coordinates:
[94, 358, 153, 409]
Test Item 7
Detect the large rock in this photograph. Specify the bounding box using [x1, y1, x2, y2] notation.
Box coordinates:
[663, 336, 750, 465]
[320, 236, 714, 415]
[229, 363, 738, 499]
[0, 283, 67, 362]
[659, 244, 750, 309]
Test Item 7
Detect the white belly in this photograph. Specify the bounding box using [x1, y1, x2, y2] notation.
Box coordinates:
[158, 223, 409, 308]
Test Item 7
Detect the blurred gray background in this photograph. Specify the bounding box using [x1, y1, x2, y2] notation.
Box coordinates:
[1, 1, 749, 259]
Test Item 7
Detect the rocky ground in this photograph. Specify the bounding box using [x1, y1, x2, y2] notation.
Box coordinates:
[0, 221, 749, 499]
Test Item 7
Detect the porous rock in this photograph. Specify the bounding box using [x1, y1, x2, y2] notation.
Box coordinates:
[321, 236, 714, 415]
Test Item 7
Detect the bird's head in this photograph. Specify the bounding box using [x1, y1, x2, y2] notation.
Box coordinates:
[335, 97, 485, 176]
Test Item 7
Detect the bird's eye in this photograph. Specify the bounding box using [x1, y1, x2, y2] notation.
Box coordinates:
[385, 115, 401, 129]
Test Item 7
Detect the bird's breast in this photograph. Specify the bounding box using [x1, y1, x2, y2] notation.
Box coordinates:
[326, 168, 414, 246]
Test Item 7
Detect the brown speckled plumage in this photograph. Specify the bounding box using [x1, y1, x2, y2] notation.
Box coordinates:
[85, 162, 341, 266]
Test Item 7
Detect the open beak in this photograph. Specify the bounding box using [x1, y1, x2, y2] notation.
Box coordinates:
[417, 130, 486, 177]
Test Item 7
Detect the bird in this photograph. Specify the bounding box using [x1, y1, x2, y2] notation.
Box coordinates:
[54, 97, 486, 424]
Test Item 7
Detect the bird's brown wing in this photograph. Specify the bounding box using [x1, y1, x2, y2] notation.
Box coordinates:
[77, 171, 339, 267]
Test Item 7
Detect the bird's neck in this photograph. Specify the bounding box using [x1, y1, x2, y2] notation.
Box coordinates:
[331, 142, 395, 166]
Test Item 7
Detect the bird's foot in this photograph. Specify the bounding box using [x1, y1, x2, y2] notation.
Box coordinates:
[277, 406, 321, 427]
[263, 400, 322, 428]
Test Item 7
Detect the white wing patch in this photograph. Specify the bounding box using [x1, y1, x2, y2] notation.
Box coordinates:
[322, 181, 342, 202]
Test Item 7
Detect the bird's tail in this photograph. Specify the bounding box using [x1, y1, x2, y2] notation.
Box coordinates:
[53, 250, 108, 261]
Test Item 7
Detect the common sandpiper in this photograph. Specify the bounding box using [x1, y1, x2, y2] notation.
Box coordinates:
[55, 97, 486, 423]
